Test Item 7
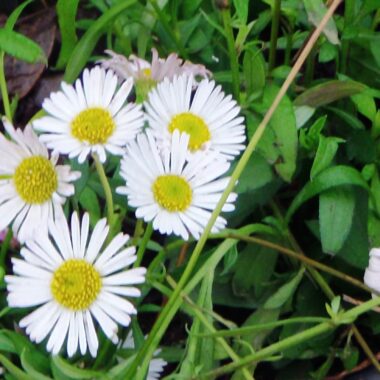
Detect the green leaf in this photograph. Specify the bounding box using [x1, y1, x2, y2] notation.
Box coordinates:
[233, 0, 249, 24]
[319, 187, 355, 254]
[243, 46, 266, 99]
[294, 80, 366, 108]
[336, 189, 369, 269]
[21, 350, 52, 380]
[286, 166, 369, 223]
[303, 0, 339, 44]
[235, 153, 274, 193]
[318, 41, 337, 63]
[64, 0, 137, 83]
[0, 28, 46, 63]
[0, 354, 29, 380]
[310, 135, 344, 179]
[79, 187, 101, 226]
[233, 245, 278, 298]
[51, 356, 106, 379]
[56, 0, 79, 69]
[5, 0, 34, 30]
[351, 92, 377, 121]
[264, 268, 305, 309]
[250, 85, 298, 182]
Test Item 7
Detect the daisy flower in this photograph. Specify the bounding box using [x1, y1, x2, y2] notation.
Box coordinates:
[117, 130, 236, 240]
[6, 212, 147, 357]
[144, 74, 246, 159]
[101, 48, 210, 84]
[33, 66, 144, 163]
[0, 119, 80, 242]
[123, 331, 167, 380]
[364, 248, 380, 296]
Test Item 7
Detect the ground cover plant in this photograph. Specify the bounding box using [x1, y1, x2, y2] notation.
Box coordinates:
[1, 0, 380, 379]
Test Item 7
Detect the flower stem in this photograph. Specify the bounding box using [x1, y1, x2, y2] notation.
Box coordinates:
[92, 154, 114, 226]
[126, 2, 343, 378]
[134, 222, 153, 267]
[0, 52, 12, 121]
[0, 228, 13, 267]
[222, 7, 240, 102]
[340, 0, 355, 74]
[268, 0, 281, 73]
[227, 233, 372, 294]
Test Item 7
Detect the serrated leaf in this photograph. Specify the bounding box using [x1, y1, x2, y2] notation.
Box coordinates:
[56, 0, 79, 69]
[303, 0, 339, 44]
[319, 187, 355, 254]
[294, 80, 366, 108]
[310, 135, 344, 179]
[286, 166, 368, 223]
[0, 28, 46, 63]
[264, 268, 305, 309]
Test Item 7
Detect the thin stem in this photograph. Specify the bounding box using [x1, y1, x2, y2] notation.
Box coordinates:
[0, 229, 13, 267]
[125, 2, 343, 377]
[227, 233, 372, 294]
[132, 219, 144, 245]
[197, 296, 380, 379]
[134, 222, 153, 267]
[270, 199, 380, 370]
[340, 0, 355, 74]
[268, 0, 281, 72]
[222, 7, 240, 102]
[198, 317, 330, 338]
[149, 0, 188, 59]
[165, 276, 254, 380]
[0, 52, 12, 121]
[92, 153, 114, 226]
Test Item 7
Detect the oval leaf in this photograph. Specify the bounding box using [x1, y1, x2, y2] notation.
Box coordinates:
[286, 165, 369, 223]
[294, 80, 366, 108]
[319, 187, 355, 254]
[0, 28, 46, 63]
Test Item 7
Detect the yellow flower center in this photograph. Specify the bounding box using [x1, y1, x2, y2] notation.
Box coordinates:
[142, 68, 152, 77]
[71, 107, 116, 144]
[152, 175, 192, 212]
[168, 112, 211, 151]
[51, 259, 102, 310]
[14, 156, 58, 204]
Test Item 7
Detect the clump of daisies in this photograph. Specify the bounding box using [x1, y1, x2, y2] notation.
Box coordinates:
[1, 48, 245, 364]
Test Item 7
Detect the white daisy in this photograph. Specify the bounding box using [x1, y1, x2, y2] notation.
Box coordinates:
[0, 118, 80, 243]
[117, 130, 236, 240]
[123, 331, 167, 380]
[33, 66, 144, 163]
[364, 248, 380, 296]
[144, 74, 246, 159]
[6, 212, 147, 357]
[101, 48, 210, 84]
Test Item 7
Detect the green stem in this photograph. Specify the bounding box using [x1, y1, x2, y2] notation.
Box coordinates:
[149, 0, 188, 59]
[0, 52, 12, 121]
[304, 45, 316, 85]
[340, 0, 355, 74]
[92, 153, 114, 226]
[197, 296, 380, 379]
[165, 275, 254, 380]
[134, 222, 153, 267]
[222, 7, 240, 102]
[268, 0, 281, 72]
[0, 228, 13, 267]
[270, 200, 380, 370]
[0, 175, 12, 180]
[126, 3, 343, 378]
[228, 233, 372, 294]
[197, 317, 331, 338]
